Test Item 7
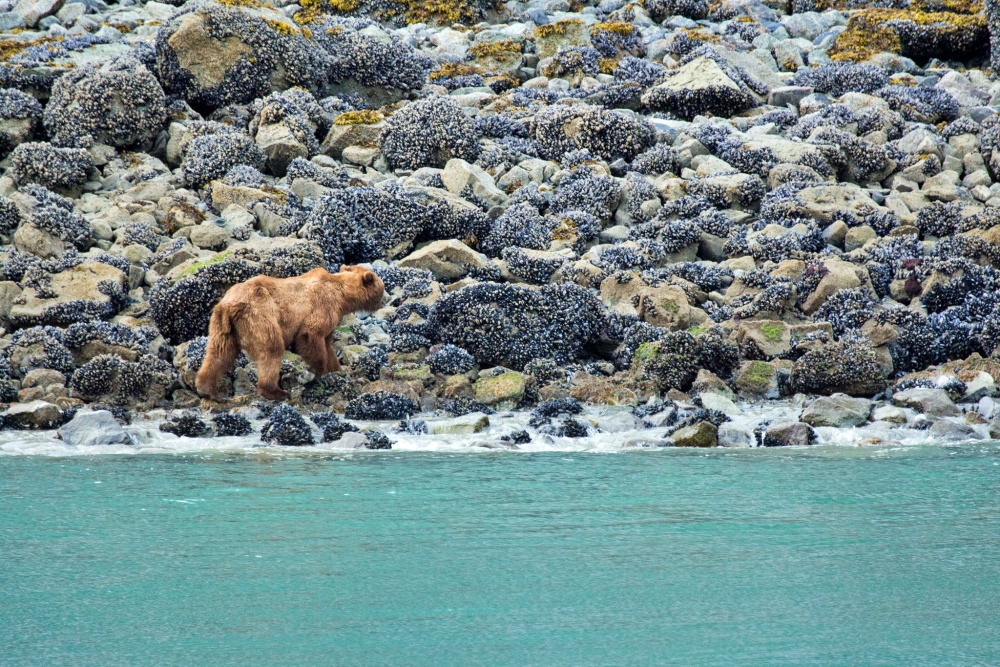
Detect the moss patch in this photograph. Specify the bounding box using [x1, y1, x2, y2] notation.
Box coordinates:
[178, 252, 232, 278]
[761, 323, 784, 342]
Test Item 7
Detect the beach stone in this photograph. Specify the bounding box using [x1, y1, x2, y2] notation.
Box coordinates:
[442, 159, 508, 208]
[871, 405, 908, 424]
[14, 223, 65, 260]
[595, 412, 647, 433]
[58, 410, 133, 446]
[21, 368, 65, 389]
[892, 388, 959, 417]
[763, 421, 816, 447]
[396, 239, 489, 281]
[321, 120, 384, 160]
[768, 85, 813, 108]
[600, 274, 692, 330]
[801, 259, 865, 314]
[800, 394, 872, 428]
[14, 0, 63, 28]
[698, 391, 742, 416]
[189, 224, 230, 251]
[4, 400, 63, 429]
[255, 122, 309, 177]
[671, 420, 718, 447]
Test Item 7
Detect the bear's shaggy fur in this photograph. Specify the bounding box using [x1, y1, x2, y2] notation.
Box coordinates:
[195, 265, 385, 400]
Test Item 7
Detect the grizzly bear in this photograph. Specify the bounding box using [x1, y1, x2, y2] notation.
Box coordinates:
[195, 265, 385, 400]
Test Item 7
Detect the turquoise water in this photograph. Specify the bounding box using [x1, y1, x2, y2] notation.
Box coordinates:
[3, 445, 1000, 666]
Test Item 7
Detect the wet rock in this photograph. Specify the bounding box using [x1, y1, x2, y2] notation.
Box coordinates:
[58, 410, 132, 446]
[800, 394, 872, 428]
[427, 412, 490, 435]
[718, 422, 755, 448]
[892, 388, 960, 417]
[763, 421, 816, 447]
[671, 420, 718, 447]
[927, 420, 982, 441]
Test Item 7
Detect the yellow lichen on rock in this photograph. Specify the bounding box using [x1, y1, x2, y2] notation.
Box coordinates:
[334, 110, 385, 125]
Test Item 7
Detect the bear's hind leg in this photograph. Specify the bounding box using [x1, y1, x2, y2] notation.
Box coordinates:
[295, 330, 329, 379]
[245, 323, 288, 401]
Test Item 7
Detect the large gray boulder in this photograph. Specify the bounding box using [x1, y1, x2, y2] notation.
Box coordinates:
[892, 388, 960, 417]
[58, 410, 133, 446]
[800, 394, 872, 428]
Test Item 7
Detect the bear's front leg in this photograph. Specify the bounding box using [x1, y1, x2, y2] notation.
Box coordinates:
[325, 334, 342, 374]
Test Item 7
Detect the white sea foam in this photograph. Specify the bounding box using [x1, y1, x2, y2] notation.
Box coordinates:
[0, 400, 987, 457]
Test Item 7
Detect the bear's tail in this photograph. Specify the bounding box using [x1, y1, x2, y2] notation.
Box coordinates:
[195, 304, 242, 399]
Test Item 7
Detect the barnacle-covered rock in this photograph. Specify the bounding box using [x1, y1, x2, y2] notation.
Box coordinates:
[43, 55, 166, 149]
[380, 96, 479, 170]
[353, 346, 389, 381]
[533, 105, 655, 162]
[160, 412, 211, 437]
[426, 344, 476, 376]
[310, 411, 359, 442]
[792, 64, 889, 97]
[2, 326, 74, 379]
[830, 8, 987, 63]
[64, 321, 149, 364]
[155, 1, 331, 109]
[644, 0, 709, 21]
[211, 411, 253, 437]
[0, 88, 43, 158]
[301, 183, 427, 264]
[319, 20, 428, 106]
[261, 403, 314, 446]
[70, 353, 178, 408]
[429, 282, 608, 369]
[10, 143, 93, 190]
[630, 331, 702, 392]
[642, 55, 758, 120]
[182, 133, 267, 189]
[791, 336, 887, 396]
[344, 391, 418, 420]
[8, 260, 129, 328]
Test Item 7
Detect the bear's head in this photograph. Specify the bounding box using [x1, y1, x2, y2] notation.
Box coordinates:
[338, 265, 385, 312]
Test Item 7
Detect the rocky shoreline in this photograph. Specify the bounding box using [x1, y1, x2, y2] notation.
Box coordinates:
[3, 0, 1000, 449]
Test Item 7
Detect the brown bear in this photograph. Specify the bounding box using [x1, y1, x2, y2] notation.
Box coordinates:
[195, 265, 385, 400]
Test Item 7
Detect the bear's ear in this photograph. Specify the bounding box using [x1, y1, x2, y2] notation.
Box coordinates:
[340, 264, 349, 272]
[362, 271, 375, 286]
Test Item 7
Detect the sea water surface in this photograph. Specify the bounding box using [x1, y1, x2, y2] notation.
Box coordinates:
[3, 438, 1000, 666]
